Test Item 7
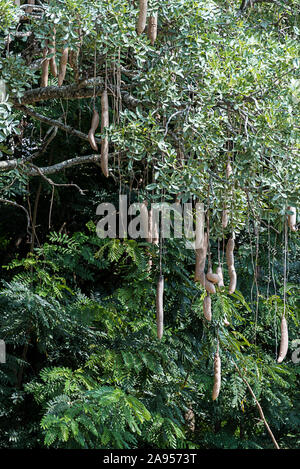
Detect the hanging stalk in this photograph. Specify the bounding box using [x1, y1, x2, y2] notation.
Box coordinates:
[156, 274, 164, 339]
[49, 28, 57, 77]
[101, 90, 109, 177]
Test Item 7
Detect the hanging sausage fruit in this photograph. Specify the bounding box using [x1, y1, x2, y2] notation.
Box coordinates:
[148, 13, 157, 45]
[212, 342, 221, 401]
[277, 316, 288, 363]
[101, 90, 109, 178]
[40, 45, 49, 88]
[88, 109, 100, 151]
[287, 206, 297, 232]
[49, 28, 57, 77]
[58, 46, 69, 87]
[137, 0, 148, 35]
[156, 275, 164, 339]
[226, 236, 237, 294]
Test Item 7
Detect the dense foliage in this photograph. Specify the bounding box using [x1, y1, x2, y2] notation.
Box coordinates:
[0, 0, 299, 449]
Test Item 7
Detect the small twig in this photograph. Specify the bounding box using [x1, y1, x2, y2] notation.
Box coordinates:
[29, 163, 86, 195]
[0, 198, 32, 240]
[233, 361, 280, 449]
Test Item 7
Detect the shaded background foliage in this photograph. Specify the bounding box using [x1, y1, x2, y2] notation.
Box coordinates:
[0, 0, 299, 449]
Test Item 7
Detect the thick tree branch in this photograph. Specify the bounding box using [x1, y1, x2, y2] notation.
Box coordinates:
[15, 104, 102, 144]
[239, 0, 283, 11]
[13, 77, 140, 108]
[26, 154, 102, 176]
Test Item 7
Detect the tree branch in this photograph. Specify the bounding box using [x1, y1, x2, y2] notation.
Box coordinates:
[0, 198, 31, 239]
[239, 0, 282, 11]
[26, 154, 103, 176]
[15, 104, 102, 144]
[13, 77, 140, 108]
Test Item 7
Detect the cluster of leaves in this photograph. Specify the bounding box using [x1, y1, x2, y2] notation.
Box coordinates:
[0, 226, 298, 449]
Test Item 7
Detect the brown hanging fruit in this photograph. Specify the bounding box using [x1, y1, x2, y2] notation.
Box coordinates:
[226, 237, 237, 294]
[58, 47, 69, 86]
[156, 275, 164, 340]
[148, 14, 157, 45]
[184, 407, 195, 432]
[88, 109, 100, 151]
[202, 274, 216, 294]
[152, 210, 159, 245]
[203, 294, 212, 322]
[287, 206, 297, 232]
[101, 90, 109, 178]
[222, 209, 228, 229]
[212, 346, 221, 401]
[40, 47, 49, 88]
[49, 28, 57, 77]
[277, 316, 288, 363]
[216, 265, 224, 288]
[26, 0, 35, 14]
[228, 267, 237, 294]
[137, 0, 148, 35]
[226, 161, 233, 178]
[194, 232, 208, 281]
[206, 267, 220, 285]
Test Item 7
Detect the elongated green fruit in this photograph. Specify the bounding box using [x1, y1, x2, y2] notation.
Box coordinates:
[156, 275, 164, 339]
[137, 0, 147, 35]
[203, 294, 212, 321]
[88, 109, 99, 151]
[277, 317, 288, 363]
[212, 347, 221, 401]
[101, 90, 109, 177]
